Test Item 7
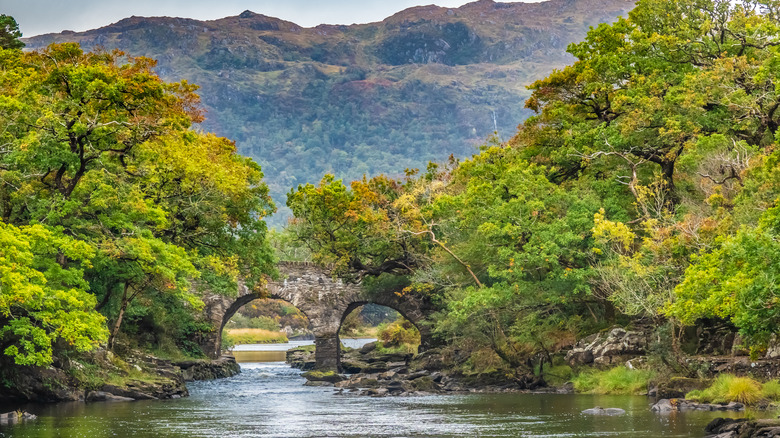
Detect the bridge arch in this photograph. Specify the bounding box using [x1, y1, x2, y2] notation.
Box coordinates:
[200, 262, 435, 371]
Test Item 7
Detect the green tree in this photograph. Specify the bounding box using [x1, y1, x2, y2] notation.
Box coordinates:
[667, 203, 780, 349]
[431, 146, 601, 373]
[517, 0, 780, 206]
[0, 43, 275, 357]
[0, 222, 106, 365]
[0, 15, 24, 50]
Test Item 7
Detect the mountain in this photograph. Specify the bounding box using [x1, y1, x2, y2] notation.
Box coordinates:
[23, 0, 636, 225]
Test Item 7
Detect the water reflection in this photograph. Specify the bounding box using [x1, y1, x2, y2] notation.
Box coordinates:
[232, 338, 375, 363]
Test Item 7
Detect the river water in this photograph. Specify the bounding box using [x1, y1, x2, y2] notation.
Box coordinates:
[0, 341, 755, 438]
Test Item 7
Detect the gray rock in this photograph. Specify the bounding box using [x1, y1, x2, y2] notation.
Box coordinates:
[360, 361, 389, 373]
[406, 370, 430, 381]
[359, 342, 378, 355]
[565, 348, 594, 366]
[567, 328, 648, 367]
[303, 381, 334, 387]
[370, 388, 389, 397]
[379, 370, 397, 380]
[651, 399, 674, 413]
[581, 406, 626, 416]
[301, 371, 345, 383]
[86, 391, 135, 402]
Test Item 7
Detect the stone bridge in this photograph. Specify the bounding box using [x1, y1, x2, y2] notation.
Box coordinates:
[200, 262, 435, 371]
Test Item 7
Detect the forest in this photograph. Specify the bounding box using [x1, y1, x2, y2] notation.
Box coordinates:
[286, 0, 780, 381]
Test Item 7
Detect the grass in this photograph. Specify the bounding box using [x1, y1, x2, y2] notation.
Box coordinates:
[223, 328, 288, 347]
[342, 326, 380, 338]
[686, 374, 766, 405]
[761, 379, 780, 401]
[572, 366, 655, 395]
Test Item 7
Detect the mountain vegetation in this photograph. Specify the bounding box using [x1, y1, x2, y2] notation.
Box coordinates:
[287, 0, 780, 379]
[22, 0, 635, 225]
[0, 40, 275, 377]
[7, 0, 780, 399]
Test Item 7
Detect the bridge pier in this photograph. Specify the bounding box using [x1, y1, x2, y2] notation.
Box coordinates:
[314, 332, 341, 372]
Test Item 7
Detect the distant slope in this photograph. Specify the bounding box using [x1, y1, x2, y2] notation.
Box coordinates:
[24, 0, 636, 225]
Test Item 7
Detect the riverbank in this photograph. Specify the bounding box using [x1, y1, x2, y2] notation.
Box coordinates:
[0, 350, 240, 404]
[288, 342, 552, 396]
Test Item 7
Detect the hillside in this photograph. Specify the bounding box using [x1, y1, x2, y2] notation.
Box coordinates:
[24, 0, 636, 224]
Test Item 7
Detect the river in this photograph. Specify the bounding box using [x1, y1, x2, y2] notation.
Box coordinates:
[0, 340, 756, 438]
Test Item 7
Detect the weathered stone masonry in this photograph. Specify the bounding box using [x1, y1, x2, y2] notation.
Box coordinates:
[200, 262, 434, 371]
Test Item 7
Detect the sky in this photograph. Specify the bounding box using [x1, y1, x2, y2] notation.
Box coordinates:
[2, 0, 543, 38]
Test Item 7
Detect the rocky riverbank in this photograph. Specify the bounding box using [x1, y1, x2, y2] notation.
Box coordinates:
[288, 341, 557, 396]
[705, 418, 780, 437]
[0, 351, 240, 404]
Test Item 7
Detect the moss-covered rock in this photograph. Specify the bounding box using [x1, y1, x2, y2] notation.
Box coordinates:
[302, 370, 345, 383]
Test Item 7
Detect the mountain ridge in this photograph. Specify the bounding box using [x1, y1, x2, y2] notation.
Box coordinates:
[23, 0, 636, 225]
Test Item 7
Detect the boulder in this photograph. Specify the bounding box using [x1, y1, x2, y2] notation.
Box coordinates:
[0, 411, 37, 425]
[341, 359, 369, 374]
[652, 398, 744, 413]
[175, 355, 240, 381]
[359, 342, 378, 355]
[581, 407, 626, 416]
[86, 391, 135, 402]
[406, 370, 431, 381]
[410, 376, 439, 391]
[360, 361, 389, 374]
[650, 399, 675, 413]
[304, 381, 333, 387]
[301, 371, 345, 383]
[565, 349, 594, 366]
[566, 328, 647, 367]
[364, 387, 389, 397]
[704, 418, 780, 438]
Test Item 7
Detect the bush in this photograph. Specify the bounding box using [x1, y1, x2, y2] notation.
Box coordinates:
[544, 365, 574, 387]
[686, 374, 763, 405]
[761, 379, 780, 401]
[572, 366, 654, 395]
[376, 318, 420, 354]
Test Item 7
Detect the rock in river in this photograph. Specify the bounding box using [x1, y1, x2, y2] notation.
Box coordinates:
[581, 407, 626, 416]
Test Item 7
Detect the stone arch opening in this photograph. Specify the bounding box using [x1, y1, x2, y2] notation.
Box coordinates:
[200, 284, 315, 359]
[339, 303, 420, 352]
[222, 297, 311, 347]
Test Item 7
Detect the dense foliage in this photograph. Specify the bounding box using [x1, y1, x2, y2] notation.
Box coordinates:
[0, 41, 275, 366]
[289, 0, 780, 379]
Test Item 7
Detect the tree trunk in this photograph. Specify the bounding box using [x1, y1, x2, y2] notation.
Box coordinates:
[108, 284, 130, 350]
[661, 159, 679, 207]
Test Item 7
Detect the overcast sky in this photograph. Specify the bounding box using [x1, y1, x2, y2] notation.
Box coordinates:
[2, 0, 544, 37]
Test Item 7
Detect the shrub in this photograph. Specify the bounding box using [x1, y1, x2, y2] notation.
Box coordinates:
[686, 374, 763, 405]
[377, 318, 420, 352]
[544, 365, 574, 387]
[761, 380, 780, 401]
[572, 366, 654, 395]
